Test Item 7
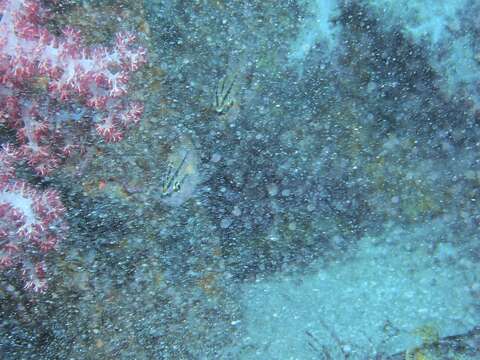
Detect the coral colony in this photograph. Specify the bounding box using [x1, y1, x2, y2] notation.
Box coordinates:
[0, 0, 146, 291]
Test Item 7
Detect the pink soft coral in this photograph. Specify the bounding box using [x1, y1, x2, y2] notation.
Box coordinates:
[0, 0, 146, 175]
[0, 146, 67, 292]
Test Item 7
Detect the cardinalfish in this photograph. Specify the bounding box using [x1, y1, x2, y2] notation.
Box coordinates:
[161, 151, 189, 196]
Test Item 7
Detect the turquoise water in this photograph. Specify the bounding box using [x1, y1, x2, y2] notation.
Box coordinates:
[1, 0, 480, 359]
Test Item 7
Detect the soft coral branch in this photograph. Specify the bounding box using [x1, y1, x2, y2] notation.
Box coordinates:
[0, 0, 146, 175]
[0, 155, 67, 292]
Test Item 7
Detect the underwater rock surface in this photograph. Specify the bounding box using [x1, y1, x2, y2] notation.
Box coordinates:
[1, 0, 480, 359]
